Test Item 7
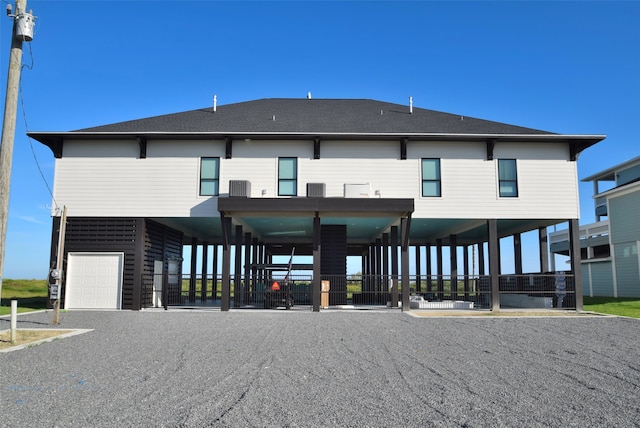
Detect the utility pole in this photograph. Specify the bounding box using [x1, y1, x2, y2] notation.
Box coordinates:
[0, 0, 34, 302]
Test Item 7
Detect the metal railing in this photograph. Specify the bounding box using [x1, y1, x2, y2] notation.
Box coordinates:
[141, 272, 576, 310]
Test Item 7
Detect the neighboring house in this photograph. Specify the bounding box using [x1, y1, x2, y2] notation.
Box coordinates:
[550, 156, 640, 297]
[29, 97, 605, 311]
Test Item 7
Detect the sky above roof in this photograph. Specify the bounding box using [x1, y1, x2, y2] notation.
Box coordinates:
[1, 1, 638, 279]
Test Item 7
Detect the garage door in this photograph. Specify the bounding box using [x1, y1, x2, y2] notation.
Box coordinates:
[65, 252, 124, 309]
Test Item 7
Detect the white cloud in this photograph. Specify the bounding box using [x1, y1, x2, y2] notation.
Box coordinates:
[18, 215, 45, 225]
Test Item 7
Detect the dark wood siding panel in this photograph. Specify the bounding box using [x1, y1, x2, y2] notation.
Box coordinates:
[321, 224, 347, 305]
[62, 218, 138, 309]
[140, 220, 184, 308]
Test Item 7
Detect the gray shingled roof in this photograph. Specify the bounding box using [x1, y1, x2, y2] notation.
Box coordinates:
[76, 98, 553, 135]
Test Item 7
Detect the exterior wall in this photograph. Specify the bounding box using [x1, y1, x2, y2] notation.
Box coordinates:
[583, 261, 615, 297]
[51, 217, 183, 310]
[609, 190, 640, 297]
[53, 139, 578, 220]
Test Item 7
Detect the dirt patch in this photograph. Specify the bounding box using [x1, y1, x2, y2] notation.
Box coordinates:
[0, 329, 81, 351]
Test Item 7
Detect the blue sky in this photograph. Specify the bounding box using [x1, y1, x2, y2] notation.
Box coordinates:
[1, 0, 638, 279]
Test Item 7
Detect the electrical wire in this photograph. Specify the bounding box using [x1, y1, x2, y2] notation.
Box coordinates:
[18, 41, 59, 210]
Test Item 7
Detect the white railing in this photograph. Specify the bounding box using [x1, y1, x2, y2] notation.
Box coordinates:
[549, 219, 609, 245]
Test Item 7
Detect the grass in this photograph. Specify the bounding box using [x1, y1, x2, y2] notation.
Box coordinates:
[0, 279, 48, 316]
[584, 296, 640, 319]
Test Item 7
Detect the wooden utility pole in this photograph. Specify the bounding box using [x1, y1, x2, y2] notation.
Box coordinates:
[0, 0, 33, 302]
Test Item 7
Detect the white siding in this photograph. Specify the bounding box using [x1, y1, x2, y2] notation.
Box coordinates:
[53, 138, 579, 220]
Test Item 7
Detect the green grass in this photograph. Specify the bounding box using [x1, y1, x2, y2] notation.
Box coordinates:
[1, 279, 49, 316]
[584, 296, 640, 319]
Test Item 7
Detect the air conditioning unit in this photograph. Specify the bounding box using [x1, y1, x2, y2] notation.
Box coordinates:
[229, 180, 251, 197]
[307, 183, 326, 198]
[344, 183, 371, 198]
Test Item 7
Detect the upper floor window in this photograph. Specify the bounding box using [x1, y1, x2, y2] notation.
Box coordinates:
[200, 157, 220, 196]
[498, 159, 518, 197]
[421, 158, 441, 197]
[278, 157, 297, 196]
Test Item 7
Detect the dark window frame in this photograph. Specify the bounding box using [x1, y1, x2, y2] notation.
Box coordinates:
[199, 157, 220, 196]
[498, 158, 518, 197]
[421, 158, 441, 197]
[278, 157, 298, 196]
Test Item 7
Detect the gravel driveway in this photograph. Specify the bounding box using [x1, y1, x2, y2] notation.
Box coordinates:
[1, 309, 639, 427]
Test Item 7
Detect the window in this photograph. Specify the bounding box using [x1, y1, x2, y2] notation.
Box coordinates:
[278, 157, 297, 196]
[200, 157, 219, 196]
[498, 159, 518, 197]
[421, 158, 441, 197]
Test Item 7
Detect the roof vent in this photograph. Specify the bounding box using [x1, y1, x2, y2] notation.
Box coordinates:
[307, 91, 312, 99]
[213, 94, 217, 112]
[409, 96, 413, 114]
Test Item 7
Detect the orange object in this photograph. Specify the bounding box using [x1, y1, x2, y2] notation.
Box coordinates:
[271, 281, 280, 291]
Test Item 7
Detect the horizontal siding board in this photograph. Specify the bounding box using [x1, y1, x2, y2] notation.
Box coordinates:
[609, 192, 640, 243]
[614, 242, 640, 297]
[54, 139, 579, 220]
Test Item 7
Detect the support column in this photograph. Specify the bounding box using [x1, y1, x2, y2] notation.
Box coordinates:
[382, 233, 389, 297]
[514, 232, 523, 275]
[312, 214, 321, 312]
[221, 216, 232, 311]
[401, 216, 411, 311]
[569, 219, 584, 311]
[234, 225, 242, 308]
[426, 244, 432, 292]
[201, 242, 208, 301]
[375, 238, 382, 292]
[478, 242, 485, 275]
[243, 232, 252, 305]
[488, 219, 500, 311]
[415, 245, 421, 293]
[251, 238, 259, 301]
[539, 227, 549, 273]
[450, 234, 458, 300]
[189, 237, 197, 303]
[463, 245, 470, 300]
[436, 239, 444, 299]
[212, 244, 218, 300]
[390, 226, 399, 308]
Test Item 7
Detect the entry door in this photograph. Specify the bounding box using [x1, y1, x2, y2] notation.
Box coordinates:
[65, 252, 124, 309]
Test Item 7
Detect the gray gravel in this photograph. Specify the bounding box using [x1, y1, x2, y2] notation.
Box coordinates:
[1, 309, 639, 427]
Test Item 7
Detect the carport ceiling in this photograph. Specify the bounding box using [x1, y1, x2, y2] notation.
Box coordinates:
[156, 216, 563, 247]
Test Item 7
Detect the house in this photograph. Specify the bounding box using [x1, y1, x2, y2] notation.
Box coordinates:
[550, 156, 640, 297]
[28, 97, 605, 311]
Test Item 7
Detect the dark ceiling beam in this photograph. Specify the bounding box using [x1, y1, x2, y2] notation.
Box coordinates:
[314, 137, 321, 159]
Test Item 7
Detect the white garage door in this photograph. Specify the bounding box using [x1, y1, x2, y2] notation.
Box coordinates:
[65, 252, 124, 309]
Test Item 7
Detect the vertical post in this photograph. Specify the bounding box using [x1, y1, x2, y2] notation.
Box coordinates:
[52, 206, 66, 325]
[488, 219, 500, 311]
[450, 234, 458, 300]
[514, 232, 523, 274]
[221, 216, 231, 311]
[312, 214, 321, 312]
[0, 0, 28, 302]
[415, 245, 421, 293]
[10, 299, 17, 344]
[390, 226, 398, 308]
[436, 239, 444, 298]
[569, 219, 584, 311]
[401, 217, 411, 311]
[189, 237, 197, 303]
[234, 225, 242, 308]
[201, 242, 208, 302]
[538, 227, 549, 273]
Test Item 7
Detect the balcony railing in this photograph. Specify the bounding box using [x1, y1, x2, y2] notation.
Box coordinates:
[549, 220, 609, 245]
